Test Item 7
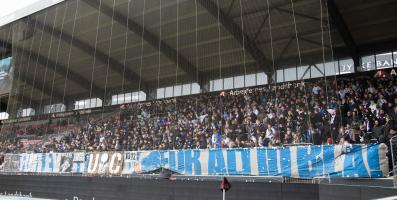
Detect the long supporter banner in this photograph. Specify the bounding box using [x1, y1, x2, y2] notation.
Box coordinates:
[2, 144, 389, 178]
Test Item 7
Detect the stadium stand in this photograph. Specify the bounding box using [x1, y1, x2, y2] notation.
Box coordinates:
[0, 0, 397, 199]
[1, 72, 396, 154]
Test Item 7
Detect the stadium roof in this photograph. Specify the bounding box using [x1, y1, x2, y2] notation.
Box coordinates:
[0, 0, 396, 106]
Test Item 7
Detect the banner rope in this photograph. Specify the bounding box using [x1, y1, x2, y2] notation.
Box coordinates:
[156, 0, 162, 121]
[28, 13, 48, 111]
[12, 20, 31, 118]
[47, 1, 69, 135]
[175, 0, 179, 110]
[11, 19, 32, 127]
[18, 15, 39, 116]
[325, 0, 343, 140]
[101, 0, 116, 120]
[1, 21, 15, 135]
[318, 0, 333, 140]
[120, 0, 133, 106]
[265, 0, 281, 145]
[216, 0, 223, 137]
[290, 0, 313, 140]
[39, 7, 59, 118]
[87, 0, 102, 122]
[61, 0, 80, 133]
[138, 0, 146, 105]
[194, 0, 199, 115]
[43, 5, 62, 135]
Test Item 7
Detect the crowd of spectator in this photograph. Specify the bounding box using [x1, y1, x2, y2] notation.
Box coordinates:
[1, 72, 397, 154]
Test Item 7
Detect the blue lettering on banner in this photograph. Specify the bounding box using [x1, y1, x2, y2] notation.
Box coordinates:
[19, 154, 26, 172]
[366, 144, 382, 177]
[6, 144, 389, 178]
[40, 154, 46, 173]
[208, 149, 226, 175]
[226, 149, 251, 175]
[177, 150, 185, 173]
[322, 145, 335, 176]
[159, 151, 168, 168]
[184, 150, 201, 175]
[296, 146, 324, 177]
[343, 145, 367, 177]
[168, 151, 177, 172]
[34, 154, 39, 173]
[75, 161, 80, 173]
[257, 148, 269, 176]
[140, 151, 160, 173]
[280, 147, 291, 177]
[266, 148, 280, 176]
[48, 154, 54, 172]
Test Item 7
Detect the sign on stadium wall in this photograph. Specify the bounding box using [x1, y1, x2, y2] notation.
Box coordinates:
[361, 57, 397, 71]
[8, 144, 389, 178]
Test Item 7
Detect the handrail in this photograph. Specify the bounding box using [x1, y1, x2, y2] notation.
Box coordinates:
[389, 135, 397, 187]
[282, 143, 313, 147]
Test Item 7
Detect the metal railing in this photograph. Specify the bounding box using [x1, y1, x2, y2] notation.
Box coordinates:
[389, 135, 397, 187]
[282, 143, 313, 147]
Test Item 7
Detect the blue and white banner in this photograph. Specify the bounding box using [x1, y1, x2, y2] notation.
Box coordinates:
[8, 144, 389, 178]
[71, 152, 87, 174]
[19, 153, 62, 173]
[2, 154, 20, 172]
[87, 152, 123, 175]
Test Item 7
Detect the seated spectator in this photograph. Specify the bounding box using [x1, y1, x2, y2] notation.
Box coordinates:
[1, 73, 397, 153]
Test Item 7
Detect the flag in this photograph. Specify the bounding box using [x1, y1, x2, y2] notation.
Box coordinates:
[220, 177, 231, 192]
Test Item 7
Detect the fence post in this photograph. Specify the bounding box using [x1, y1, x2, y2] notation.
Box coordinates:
[390, 135, 397, 188]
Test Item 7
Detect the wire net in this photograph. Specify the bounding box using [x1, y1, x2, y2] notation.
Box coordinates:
[389, 135, 397, 187]
[0, 0, 345, 153]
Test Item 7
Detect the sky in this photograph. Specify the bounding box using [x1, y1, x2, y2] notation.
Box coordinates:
[0, 0, 42, 19]
[0, 0, 63, 27]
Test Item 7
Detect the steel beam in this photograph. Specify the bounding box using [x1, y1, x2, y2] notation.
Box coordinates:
[299, 37, 331, 49]
[27, 18, 149, 92]
[327, 0, 359, 67]
[17, 71, 63, 101]
[15, 46, 105, 97]
[81, 0, 203, 87]
[275, 7, 325, 23]
[1, 38, 105, 103]
[252, 12, 270, 42]
[197, 0, 272, 74]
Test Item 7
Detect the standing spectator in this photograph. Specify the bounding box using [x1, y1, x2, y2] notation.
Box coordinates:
[211, 128, 222, 148]
[372, 120, 384, 142]
[382, 115, 395, 143]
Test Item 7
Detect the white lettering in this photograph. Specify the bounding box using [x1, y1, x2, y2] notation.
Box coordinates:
[109, 153, 122, 174]
[366, 61, 373, 69]
[376, 61, 382, 67]
[87, 154, 99, 174]
[391, 69, 397, 76]
[70, 196, 95, 200]
[346, 64, 352, 71]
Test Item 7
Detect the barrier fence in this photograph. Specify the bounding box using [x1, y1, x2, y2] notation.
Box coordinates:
[0, 144, 389, 178]
[390, 136, 397, 187]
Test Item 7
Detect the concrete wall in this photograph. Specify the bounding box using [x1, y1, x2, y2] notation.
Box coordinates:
[0, 175, 396, 200]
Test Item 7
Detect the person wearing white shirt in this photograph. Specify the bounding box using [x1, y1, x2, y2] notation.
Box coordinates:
[312, 85, 321, 95]
[265, 124, 276, 140]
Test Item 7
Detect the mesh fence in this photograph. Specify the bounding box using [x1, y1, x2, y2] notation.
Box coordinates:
[390, 135, 397, 187]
